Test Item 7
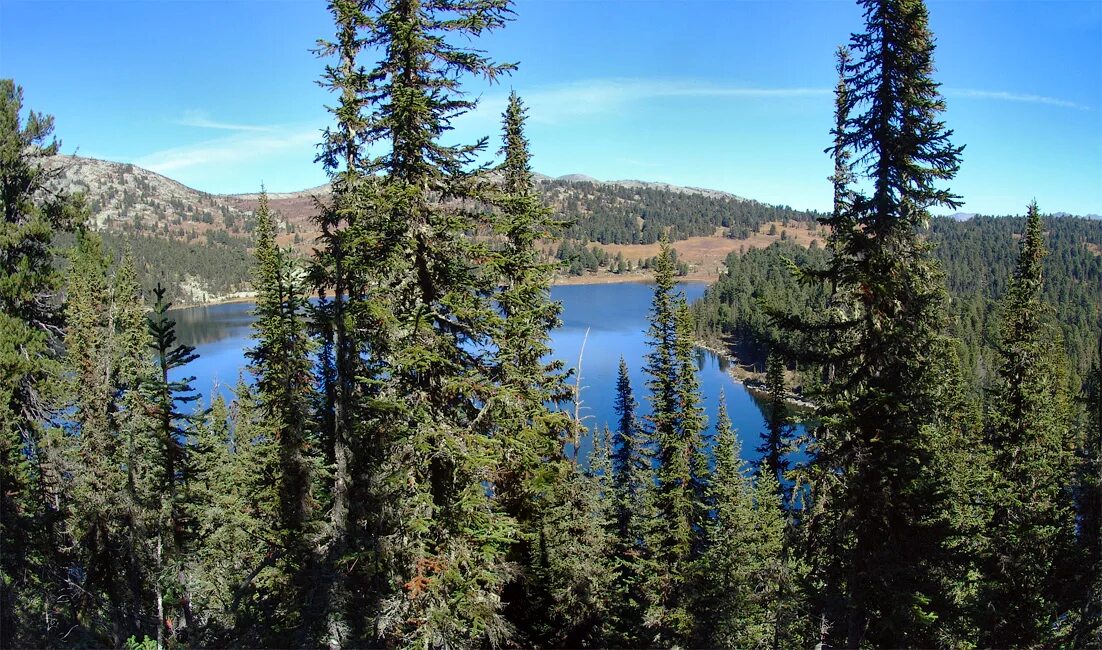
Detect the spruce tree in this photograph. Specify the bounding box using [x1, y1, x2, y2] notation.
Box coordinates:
[640, 238, 707, 644]
[312, 1, 520, 645]
[143, 283, 204, 644]
[245, 188, 317, 636]
[64, 231, 133, 643]
[310, 2, 374, 641]
[109, 252, 160, 644]
[696, 391, 790, 647]
[980, 202, 1077, 646]
[248, 188, 315, 542]
[607, 357, 651, 645]
[527, 428, 615, 647]
[777, 0, 970, 644]
[188, 384, 280, 644]
[0, 79, 79, 647]
[1076, 338, 1102, 645]
[490, 91, 578, 645]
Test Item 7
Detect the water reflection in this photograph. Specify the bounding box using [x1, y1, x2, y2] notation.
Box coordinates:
[168, 282, 804, 462]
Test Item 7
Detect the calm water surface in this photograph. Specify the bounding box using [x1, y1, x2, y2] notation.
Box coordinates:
[170, 282, 794, 462]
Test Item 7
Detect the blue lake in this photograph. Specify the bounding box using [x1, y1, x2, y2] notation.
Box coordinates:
[169, 282, 792, 462]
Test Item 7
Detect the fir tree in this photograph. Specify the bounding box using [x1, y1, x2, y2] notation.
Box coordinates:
[245, 188, 317, 636]
[1076, 337, 1102, 645]
[312, 1, 520, 645]
[248, 188, 315, 541]
[64, 231, 133, 643]
[696, 391, 791, 647]
[607, 358, 650, 645]
[188, 384, 280, 644]
[143, 283, 205, 644]
[640, 238, 706, 644]
[980, 202, 1077, 646]
[776, 0, 969, 644]
[490, 91, 578, 645]
[0, 79, 80, 647]
[527, 428, 615, 647]
[310, 2, 374, 642]
[109, 252, 160, 643]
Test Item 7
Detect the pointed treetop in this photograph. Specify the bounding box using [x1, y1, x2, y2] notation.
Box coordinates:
[500, 90, 532, 195]
[1015, 200, 1046, 292]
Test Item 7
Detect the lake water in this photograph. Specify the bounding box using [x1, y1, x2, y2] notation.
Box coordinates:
[170, 282, 790, 462]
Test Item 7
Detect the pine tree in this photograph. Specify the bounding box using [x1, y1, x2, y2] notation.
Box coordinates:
[0, 79, 80, 647]
[640, 238, 707, 644]
[143, 283, 205, 644]
[980, 202, 1077, 647]
[777, 0, 969, 644]
[490, 91, 578, 645]
[312, 1, 520, 645]
[606, 358, 651, 645]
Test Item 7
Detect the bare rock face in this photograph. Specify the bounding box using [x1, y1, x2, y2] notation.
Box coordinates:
[44, 155, 300, 241]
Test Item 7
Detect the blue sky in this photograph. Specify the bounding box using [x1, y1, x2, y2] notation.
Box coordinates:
[1, 0, 1099, 216]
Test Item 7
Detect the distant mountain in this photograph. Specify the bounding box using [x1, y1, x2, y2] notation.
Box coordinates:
[552, 173, 748, 201]
[43, 154, 824, 302]
[947, 212, 976, 221]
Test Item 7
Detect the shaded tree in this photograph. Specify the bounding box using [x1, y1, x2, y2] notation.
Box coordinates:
[980, 202, 1077, 646]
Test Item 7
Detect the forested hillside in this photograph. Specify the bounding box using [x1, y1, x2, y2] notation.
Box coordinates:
[46, 154, 825, 300]
[693, 214, 1102, 390]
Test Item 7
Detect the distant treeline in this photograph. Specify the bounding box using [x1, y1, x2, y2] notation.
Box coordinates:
[543, 179, 821, 244]
[692, 214, 1102, 391]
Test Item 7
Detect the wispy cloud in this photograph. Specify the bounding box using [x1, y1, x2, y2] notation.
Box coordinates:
[135, 126, 319, 174]
[176, 109, 274, 132]
[460, 79, 1090, 126]
[465, 79, 831, 125]
[945, 88, 1089, 110]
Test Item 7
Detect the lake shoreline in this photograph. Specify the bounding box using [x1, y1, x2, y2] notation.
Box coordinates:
[694, 338, 817, 411]
[168, 271, 719, 309]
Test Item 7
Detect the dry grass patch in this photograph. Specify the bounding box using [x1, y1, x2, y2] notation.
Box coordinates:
[592, 222, 826, 279]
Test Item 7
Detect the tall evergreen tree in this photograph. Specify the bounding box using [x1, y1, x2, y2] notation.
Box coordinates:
[696, 391, 791, 647]
[980, 202, 1077, 647]
[0, 79, 79, 647]
[640, 238, 707, 644]
[490, 91, 579, 644]
[312, 1, 521, 645]
[526, 428, 615, 647]
[248, 188, 315, 543]
[109, 252, 160, 644]
[310, 3, 374, 642]
[606, 357, 651, 645]
[245, 188, 317, 636]
[143, 283, 204, 645]
[64, 231, 133, 644]
[1076, 336, 1102, 645]
[776, 0, 970, 644]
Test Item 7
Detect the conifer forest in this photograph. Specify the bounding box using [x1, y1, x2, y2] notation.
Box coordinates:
[2, 0, 1100, 648]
